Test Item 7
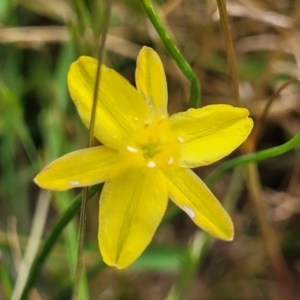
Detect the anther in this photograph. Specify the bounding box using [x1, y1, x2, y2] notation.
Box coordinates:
[177, 136, 184, 144]
[147, 161, 156, 168]
[167, 156, 174, 165]
[126, 146, 138, 153]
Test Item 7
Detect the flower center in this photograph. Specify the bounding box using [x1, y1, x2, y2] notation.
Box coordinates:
[141, 143, 157, 158]
[122, 117, 183, 169]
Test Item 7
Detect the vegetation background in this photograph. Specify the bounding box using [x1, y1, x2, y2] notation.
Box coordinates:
[0, 0, 300, 299]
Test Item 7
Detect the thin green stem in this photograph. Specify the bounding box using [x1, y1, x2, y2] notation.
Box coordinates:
[140, 0, 201, 108]
[72, 1, 112, 299]
[206, 132, 300, 186]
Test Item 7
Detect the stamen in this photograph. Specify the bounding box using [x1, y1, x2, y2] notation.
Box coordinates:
[126, 146, 138, 153]
[147, 161, 156, 168]
[167, 156, 174, 165]
[183, 205, 195, 219]
[177, 136, 185, 144]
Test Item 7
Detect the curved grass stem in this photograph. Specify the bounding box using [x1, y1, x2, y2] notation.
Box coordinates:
[140, 0, 201, 108]
[206, 131, 300, 186]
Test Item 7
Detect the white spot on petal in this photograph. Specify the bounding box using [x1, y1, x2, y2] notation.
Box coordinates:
[177, 136, 185, 144]
[126, 146, 138, 153]
[145, 98, 153, 109]
[147, 161, 156, 168]
[183, 205, 195, 219]
[69, 180, 80, 187]
[167, 156, 174, 165]
[134, 117, 139, 121]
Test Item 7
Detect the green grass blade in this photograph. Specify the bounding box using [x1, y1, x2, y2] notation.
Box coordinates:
[0, 253, 13, 300]
[206, 132, 300, 186]
[19, 184, 102, 300]
[139, 0, 201, 108]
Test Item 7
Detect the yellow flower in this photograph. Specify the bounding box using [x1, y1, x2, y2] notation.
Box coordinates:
[34, 46, 253, 269]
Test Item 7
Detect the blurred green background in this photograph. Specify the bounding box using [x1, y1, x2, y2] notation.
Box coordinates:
[1, 0, 300, 299]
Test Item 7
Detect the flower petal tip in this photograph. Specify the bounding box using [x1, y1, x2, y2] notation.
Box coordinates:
[222, 222, 234, 242]
[222, 227, 234, 242]
[215, 230, 234, 242]
[33, 176, 38, 185]
[103, 257, 128, 270]
[225, 234, 234, 242]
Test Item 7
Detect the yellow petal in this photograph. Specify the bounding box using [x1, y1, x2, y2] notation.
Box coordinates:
[165, 168, 233, 240]
[34, 146, 122, 191]
[135, 46, 168, 116]
[68, 56, 151, 149]
[169, 105, 253, 168]
[99, 168, 168, 269]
